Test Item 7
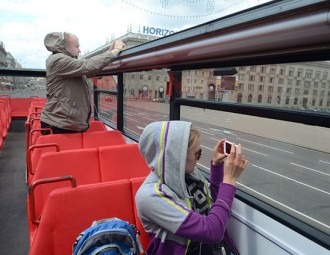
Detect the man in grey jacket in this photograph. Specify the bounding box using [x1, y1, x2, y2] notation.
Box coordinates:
[40, 32, 124, 133]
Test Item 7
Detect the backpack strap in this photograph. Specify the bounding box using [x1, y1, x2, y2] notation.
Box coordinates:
[223, 229, 240, 255]
[130, 224, 146, 255]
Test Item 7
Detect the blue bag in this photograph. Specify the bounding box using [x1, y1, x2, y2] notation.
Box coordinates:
[72, 218, 145, 255]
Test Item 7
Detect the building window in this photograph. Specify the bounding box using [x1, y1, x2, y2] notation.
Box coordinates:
[306, 70, 313, 78]
[140, 74, 143, 80]
[267, 95, 272, 104]
[322, 72, 328, 80]
[294, 97, 298, 105]
[315, 71, 321, 79]
[289, 69, 294, 77]
[248, 84, 254, 90]
[248, 94, 252, 102]
[258, 85, 264, 91]
[285, 96, 290, 104]
[268, 86, 274, 92]
[258, 95, 262, 103]
[277, 87, 282, 93]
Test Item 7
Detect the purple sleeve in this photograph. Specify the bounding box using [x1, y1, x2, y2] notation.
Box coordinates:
[175, 183, 236, 243]
[209, 160, 224, 200]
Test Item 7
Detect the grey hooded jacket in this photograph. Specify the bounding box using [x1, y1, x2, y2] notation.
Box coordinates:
[40, 32, 118, 131]
[136, 121, 237, 255]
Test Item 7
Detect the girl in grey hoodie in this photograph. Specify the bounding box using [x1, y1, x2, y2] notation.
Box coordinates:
[136, 120, 248, 255]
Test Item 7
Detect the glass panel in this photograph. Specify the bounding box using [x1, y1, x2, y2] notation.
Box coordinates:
[0, 75, 46, 98]
[97, 92, 118, 126]
[181, 63, 330, 114]
[181, 106, 330, 235]
[123, 70, 169, 136]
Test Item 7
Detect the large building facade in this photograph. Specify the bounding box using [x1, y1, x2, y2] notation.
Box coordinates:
[85, 33, 330, 110]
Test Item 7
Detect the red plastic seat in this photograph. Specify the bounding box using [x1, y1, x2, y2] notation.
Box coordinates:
[98, 144, 150, 182]
[27, 148, 101, 241]
[87, 120, 107, 132]
[131, 177, 150, 251]
[27, 133, 83, 183]
[29, 180, 135, 255]
[82, 130, 126, 148]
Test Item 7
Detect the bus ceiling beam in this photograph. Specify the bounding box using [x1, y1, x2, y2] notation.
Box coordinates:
[99, 2, 330, 74]
[0, 67, 46, 77]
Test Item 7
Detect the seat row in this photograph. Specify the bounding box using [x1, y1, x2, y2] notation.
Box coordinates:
[24, 97, 107, 150]
[29, 177, 149, 255]
[26, 130, 126, 183]
[0, 95, 12, 150]
[27, 144, 150, 253]
[24, 99, 151, 254]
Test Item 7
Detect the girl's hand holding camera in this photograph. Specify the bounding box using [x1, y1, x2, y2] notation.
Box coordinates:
[213, 139, 248, 186]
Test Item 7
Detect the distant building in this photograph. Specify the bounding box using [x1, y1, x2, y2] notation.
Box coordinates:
[85, 33, 330, 110]
[0, 41, 7, 67]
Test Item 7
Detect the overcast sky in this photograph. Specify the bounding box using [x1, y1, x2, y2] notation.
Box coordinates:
[0, 0, 273, 69]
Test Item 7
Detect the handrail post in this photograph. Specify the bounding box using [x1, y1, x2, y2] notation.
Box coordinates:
[168, 71, 182, 120]
[92, 77, 99, 120]
[117, 73, 124, 131]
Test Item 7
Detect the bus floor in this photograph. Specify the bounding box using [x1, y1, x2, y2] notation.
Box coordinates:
[0, 130, 29, 255]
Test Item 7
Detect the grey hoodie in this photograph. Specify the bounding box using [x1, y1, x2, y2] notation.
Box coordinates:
[136, 121, 237, 255]
[40, 32, 118, 131]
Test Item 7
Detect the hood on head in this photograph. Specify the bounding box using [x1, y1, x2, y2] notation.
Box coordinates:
[44, 32, 70, 55]
[139, 121, 192, 199]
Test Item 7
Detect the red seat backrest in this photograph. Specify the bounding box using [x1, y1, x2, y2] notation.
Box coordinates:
[98, 144, 150, 182]
[131, 177, 150, 251]
[82, 130, 126, 148]
[27, 133, 83, 183]
[29, 180, 135, 255]
[87, 120, 107, 132]
[28, 148, 101, 239]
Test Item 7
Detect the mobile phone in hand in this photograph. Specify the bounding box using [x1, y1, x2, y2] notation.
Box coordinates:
[224, 141, 238, 155]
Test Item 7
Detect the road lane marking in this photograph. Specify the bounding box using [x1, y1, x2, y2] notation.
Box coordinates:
[201, 145, 213, 151]
[199, 130, 215, 136]
[237, 183, 330, 229]
[195, 164, 330, 229]
[125, 116, 139, 122]
[209, 128, 223, 133]
[252, 164, 330, 196]
[242, 148, 268, 156]
[290, 162, 330, 177]
[320, 160, 330, 165]
[211, 138, 267, 156]
[237, 138, 294, 154]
